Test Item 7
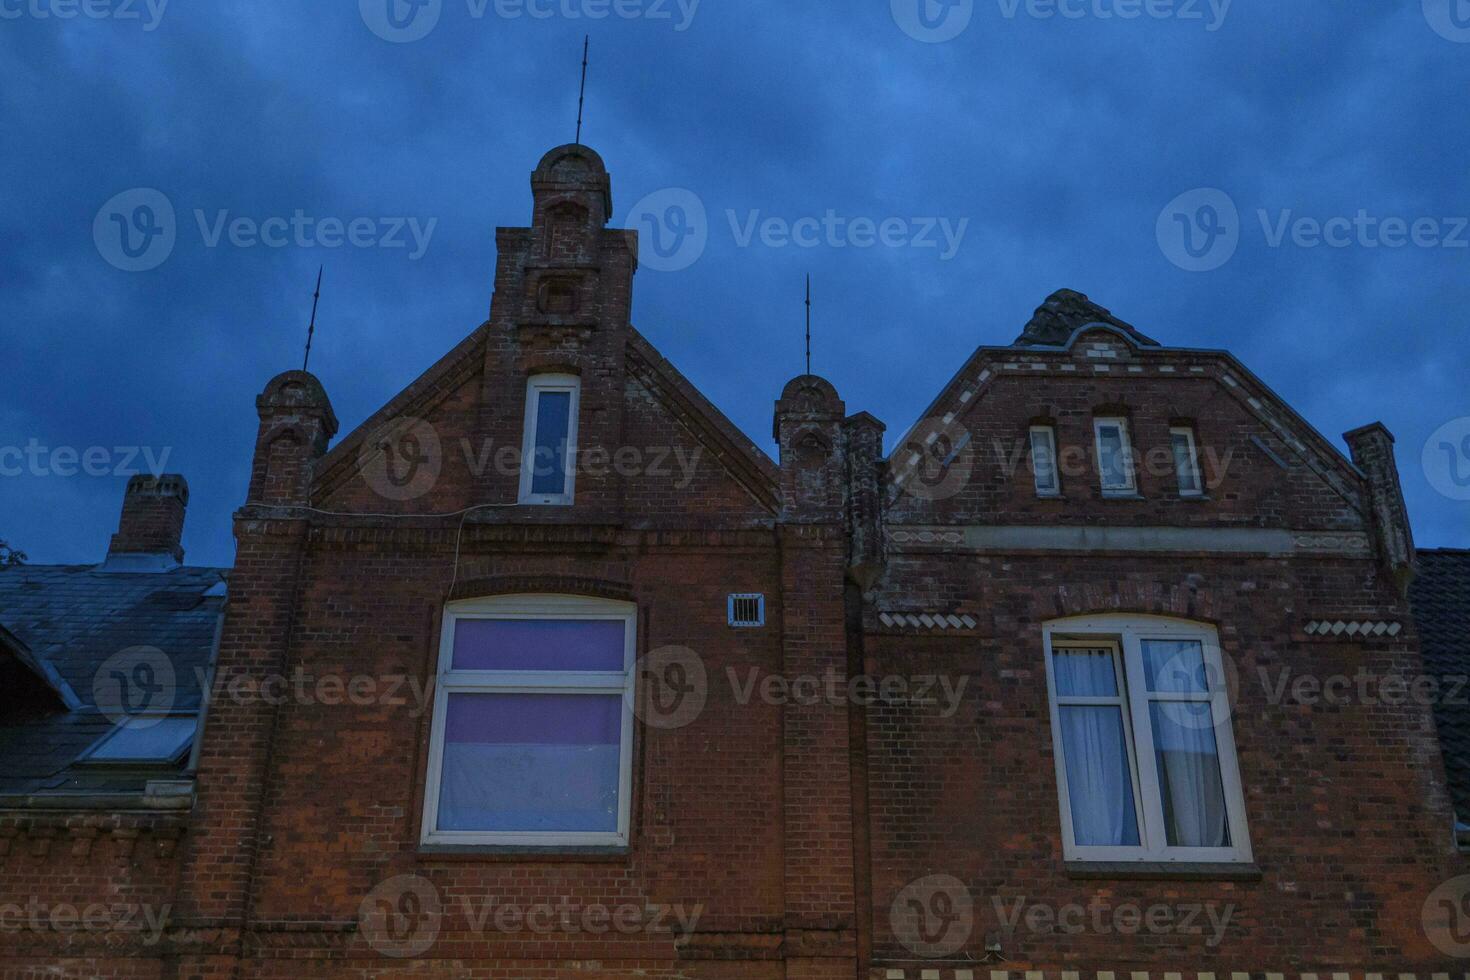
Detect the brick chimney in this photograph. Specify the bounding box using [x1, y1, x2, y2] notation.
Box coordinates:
[107, 474, 188, 564]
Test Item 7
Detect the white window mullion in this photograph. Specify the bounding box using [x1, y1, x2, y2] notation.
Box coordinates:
[1120, 632, 1168, 858]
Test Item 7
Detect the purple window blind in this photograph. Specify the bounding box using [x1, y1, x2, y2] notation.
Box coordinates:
[451, 618, 624, 672]
[437, 693, 622, 833]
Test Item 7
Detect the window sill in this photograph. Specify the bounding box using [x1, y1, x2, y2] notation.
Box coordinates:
[416, 844, 631, 863]
[1099, 492, 1145, 500]
[1065, 860, 1261, 881]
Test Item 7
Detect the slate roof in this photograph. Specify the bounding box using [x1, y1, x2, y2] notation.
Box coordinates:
[0, 562, 226, 797]
[1012, 288, 1162, 348]
[1409, 548, 1470, 824]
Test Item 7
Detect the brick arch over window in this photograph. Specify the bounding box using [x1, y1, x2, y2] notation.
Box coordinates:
[1047, 581, 1221, 624]
[447, 574, 635, 604]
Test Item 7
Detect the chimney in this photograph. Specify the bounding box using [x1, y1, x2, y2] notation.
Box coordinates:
[106, 474, 189, 567]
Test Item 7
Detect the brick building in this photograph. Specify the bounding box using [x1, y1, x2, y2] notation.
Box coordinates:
[2, 142, 1467, 977]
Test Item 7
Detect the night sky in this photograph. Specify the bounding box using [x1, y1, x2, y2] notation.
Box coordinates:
[2, 0, 1467, 567]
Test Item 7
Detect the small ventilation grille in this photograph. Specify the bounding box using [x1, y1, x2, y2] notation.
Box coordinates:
[727, 594, 765, 628]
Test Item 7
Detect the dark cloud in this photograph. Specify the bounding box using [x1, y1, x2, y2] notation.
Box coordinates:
[1, 0, 1466, 564]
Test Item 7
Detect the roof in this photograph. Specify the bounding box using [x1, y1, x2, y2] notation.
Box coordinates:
[1409, 548, 1470, 824]
[0, 562, 226, 798]
[1012, 288, 1161, 348]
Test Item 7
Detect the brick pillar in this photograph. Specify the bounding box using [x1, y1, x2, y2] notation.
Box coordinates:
[1344, 421, 1417, 594]
[775, 375, 858, 978]
[175, 371, 336, 971]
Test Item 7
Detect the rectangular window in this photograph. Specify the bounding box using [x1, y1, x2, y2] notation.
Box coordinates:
[80, 715, 197, 765]
[519, 375, 580, 505]
[1043, 617, 1251, 864]
[1093, 418, 1136, 495]
[1170, 426, 1204, 497]
[422, 595, 635, 848]
[1029, 425, 1061, 497]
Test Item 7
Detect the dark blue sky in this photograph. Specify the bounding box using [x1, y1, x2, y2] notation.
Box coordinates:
[2, 0, 1467, 567]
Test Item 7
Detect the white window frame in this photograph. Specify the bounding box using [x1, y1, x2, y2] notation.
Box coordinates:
[1029, 425, 1061, 497]
[421, 594, 636, 848]
[1041, 615, 1252, 865]
[518, 374, 580, 506]
[1170, 425, 1205, 498]
[1093, 417, 1137, 496]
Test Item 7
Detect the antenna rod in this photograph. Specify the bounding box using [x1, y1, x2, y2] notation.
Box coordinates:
[575, 35, 589, 145]
[302, 265, 322, 373]
[804, 274, 811, 376]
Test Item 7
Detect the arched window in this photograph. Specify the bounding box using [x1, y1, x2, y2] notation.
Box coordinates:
[421, 595, 635, 848]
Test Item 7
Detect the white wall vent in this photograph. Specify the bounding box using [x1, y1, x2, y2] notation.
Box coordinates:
[727, 594, 765, 627]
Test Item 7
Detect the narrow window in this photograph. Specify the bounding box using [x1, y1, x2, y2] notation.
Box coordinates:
[1029, 425, 1061, 497]
[519, 374, 580, 505]
[422, 595, 636, 848]
[1171, 426, 1204, 497]
[1093, 418, 1137, 496]
[1042, 617, 1251, 864]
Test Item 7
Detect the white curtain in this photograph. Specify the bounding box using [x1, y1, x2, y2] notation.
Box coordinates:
[1151, 702, 1230, 847]
[1059, 706, 1140, 846]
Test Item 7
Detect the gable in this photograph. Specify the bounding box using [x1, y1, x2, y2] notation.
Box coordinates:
[886, 325, 1371, 532]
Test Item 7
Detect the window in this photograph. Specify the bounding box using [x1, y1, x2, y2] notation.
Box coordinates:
[518, 374, 580, 505]
[1042, 616, 1251, 864]
[727, 594, 765, 627]
[1093, 418, 1136, 496]
[1171, 426, 1204, 497]
[421, 595, 635, 848]
[1029, 425, 1061, 497]
[81, 715, 197, 765]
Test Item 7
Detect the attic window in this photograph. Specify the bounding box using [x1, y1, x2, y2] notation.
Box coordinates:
[81, 716, 196, 765]
[728, 594, 765, 628]
[1094, 418, 1137, 496]
[1171, 426, 1205, 497]
[519, 374, 580, 506]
